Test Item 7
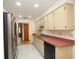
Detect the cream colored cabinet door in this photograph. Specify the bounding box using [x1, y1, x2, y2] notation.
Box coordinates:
[35, 20, 40, 31]
[35, 20, 41, 31]
[54, 3, 74, 30]
[43, 15, 49, 30]
[54, 5, 67, 30]
[35, 21, 38, 31]
[38, 19, 41, 27]
[35, 18, 44, 31]
[64, 4, 74, 30]
[40, 18, 44, 26]
[48, 12, 54, 30]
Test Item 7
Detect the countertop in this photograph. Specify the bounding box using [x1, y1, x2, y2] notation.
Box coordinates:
[32, 33, 75, 47]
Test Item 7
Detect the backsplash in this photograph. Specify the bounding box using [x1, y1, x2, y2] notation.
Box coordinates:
[42, 30, 75, 40]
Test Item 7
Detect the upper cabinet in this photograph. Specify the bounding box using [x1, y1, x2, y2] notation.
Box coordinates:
[48, 12, 55, 30]
[35, 20, 39, 31]
[35, 18, 44, 31]
[54, 3, 74, 30]
[35, 3, 74, 31]
[43, 12, 54, 30]
[40, 18, 44, 26]
[43, 15, 49, 30]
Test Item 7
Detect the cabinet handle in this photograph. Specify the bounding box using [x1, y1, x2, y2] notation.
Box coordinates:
[65, 26, 67, 28]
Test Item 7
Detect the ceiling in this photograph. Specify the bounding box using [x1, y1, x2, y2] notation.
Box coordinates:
[3, 0, 58, 20]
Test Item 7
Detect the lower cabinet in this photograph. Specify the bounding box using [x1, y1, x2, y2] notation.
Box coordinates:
[33, 36, 73, 59]
[44, 42, 73, 59]
[33, 37, 44, 56]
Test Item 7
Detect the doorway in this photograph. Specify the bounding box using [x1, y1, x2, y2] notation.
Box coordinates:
[23, 24, 29, 42]
[18, 23, 29, 44]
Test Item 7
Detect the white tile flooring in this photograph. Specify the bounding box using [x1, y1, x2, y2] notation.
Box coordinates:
[17, 44, 44, 59]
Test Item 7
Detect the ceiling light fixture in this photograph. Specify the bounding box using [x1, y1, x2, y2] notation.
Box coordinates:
[19, 15, 22, 18]
[28, 16, 32, 18]
[16, 1, 21, 6]
[34, 4, 39, 8]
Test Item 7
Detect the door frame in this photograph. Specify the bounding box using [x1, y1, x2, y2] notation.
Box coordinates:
[18, 23, 29, 42]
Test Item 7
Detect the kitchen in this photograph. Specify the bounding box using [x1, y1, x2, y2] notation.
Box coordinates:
[3, 0, 75, 59]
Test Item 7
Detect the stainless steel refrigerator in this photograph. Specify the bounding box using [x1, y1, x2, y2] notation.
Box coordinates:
[3, 12, 17, 59]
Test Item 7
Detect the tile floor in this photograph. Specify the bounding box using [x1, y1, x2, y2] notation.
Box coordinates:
[17, 44, 44, 59]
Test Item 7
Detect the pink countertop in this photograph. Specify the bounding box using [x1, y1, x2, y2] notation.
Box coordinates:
[33, 33, 75, 47]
